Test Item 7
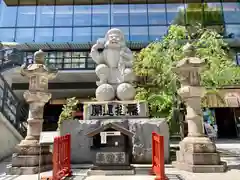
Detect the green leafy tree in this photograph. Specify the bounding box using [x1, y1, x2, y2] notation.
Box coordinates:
[133, 25, 240, 133]
[58, 97, 79, 129]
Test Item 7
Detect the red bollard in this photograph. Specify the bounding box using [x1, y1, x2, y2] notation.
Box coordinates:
[151, 132, 168, 180]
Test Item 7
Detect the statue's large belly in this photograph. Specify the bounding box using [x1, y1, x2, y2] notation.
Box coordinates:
[103, 50, 120, 68]
[108, 68, 123, 86]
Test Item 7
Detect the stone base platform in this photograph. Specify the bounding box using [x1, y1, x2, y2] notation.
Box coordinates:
[173, 136, 228, 173]
[6, 142, 52, 175]
[172, 161, 227, 173]
[6, 164, 52, 175]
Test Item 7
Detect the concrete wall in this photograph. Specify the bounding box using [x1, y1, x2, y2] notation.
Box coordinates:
[0, 112, 23, 161]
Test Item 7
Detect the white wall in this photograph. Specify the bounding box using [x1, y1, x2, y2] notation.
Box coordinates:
[0, 113, 23, 161]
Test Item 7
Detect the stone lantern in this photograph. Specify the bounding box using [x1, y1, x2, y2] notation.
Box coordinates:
[7, 50, 58, 175]
[172, 43, 226, 173]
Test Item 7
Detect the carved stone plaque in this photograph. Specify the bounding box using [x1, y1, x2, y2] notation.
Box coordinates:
[96, 152, 126, 164]
[85, 101, 149, 119]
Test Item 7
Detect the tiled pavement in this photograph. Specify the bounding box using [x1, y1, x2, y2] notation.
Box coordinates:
[1, 140, 240, 180]
[0, 166, 239, 180]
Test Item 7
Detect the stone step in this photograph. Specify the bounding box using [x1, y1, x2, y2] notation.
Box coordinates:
[172, 161, 227, 173]
[11, 154, 52, 167]
[6, 164, 52, 175]
[87, 169, 135, 176]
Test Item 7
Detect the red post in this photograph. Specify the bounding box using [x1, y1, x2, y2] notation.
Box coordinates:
[52, 137, 60, 180]
[41, 134, 72, 180]
[66, 134, 72, 176]
[151, 132, 167, 180]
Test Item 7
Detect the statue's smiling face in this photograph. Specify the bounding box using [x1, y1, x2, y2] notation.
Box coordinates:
[109, 33, 121, 44]
[105, 29, 125, 49]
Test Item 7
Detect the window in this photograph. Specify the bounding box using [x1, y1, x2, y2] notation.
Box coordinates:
[148, 4, 166, 25]
[92, 4, 110, 26]
[35, 28, 53, 42]
[36, 6, 54, 26]
[0, 28, 15, 41]
[55, 6, 73, 26]
[222, 2, 240, 24]
[225, 24, 240, 38]
[47, 52, 57, 66]
[54, 28, 72, 42]
[74, 5, 91, 26]
[92, 27, 110, 42]
[111, 4, 129, 26]
[15, 28, 34, 42]
[73, 27, 91, 42]
[0, 2, 17, 27]
[130, 26, 148, 42]
[149, 26, 167, 41]
[24, 52, 33, 64]
[17, 6, 36, 27]
[62, 52, 72, 69]
[129, 4, 147, 25]
[236, 53, 240, 65]
[72, 52, 88, 68]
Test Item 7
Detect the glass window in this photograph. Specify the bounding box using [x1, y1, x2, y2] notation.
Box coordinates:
[167, 3, 185, 25]
[54, 28, 72, 42]
[92, 4, 110, 26]
[225, 24, 240, 38]
[72, 52, 87, 69]
[149, 26, 168, 41]
[130, 26, 148, 42]
[73, 27, 91, 42]
[47, 52, 56, 65]
[111, 4, 129, 26]
[0, 28, 15, 41]
[223, 2, 240, 23]
[129, 4, 147, 25]
[87, 58, 96, 69]
[204, 2, 223, 25]
[36, 6, 54, 26]
[92, 27, 110, 42]
[15, 28, 34, 42]
[148, 4, 166, 25]
[74, 5, 91, 26]
[24, 52, 34, 64]
[17, 6, 36, 27]
[55, 6, 73, 26]
[111, 26, 129, 41]
[62, 52, 72, 69]
[0, 2, 17, 27]
[35, 28, 53, 42]
[236, 53, 240, 65]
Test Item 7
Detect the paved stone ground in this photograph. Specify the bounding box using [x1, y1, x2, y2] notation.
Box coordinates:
[0, 166, 239, 180]
[0, 139, 240, 180]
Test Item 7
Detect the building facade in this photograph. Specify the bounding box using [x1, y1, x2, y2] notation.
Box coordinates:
[0, 0, 240, 67]
[1, 0, 240, 136]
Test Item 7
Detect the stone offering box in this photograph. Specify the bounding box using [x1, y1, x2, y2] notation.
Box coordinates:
[60, 101, 170, 166]
[86, 121, 134, 169]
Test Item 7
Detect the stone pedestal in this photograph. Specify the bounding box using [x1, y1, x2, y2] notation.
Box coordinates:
[172, 44, 227, 173]
[7, 50, 58, 175]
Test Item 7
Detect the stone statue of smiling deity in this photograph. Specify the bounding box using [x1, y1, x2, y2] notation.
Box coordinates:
[91, 28, 136, 101]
